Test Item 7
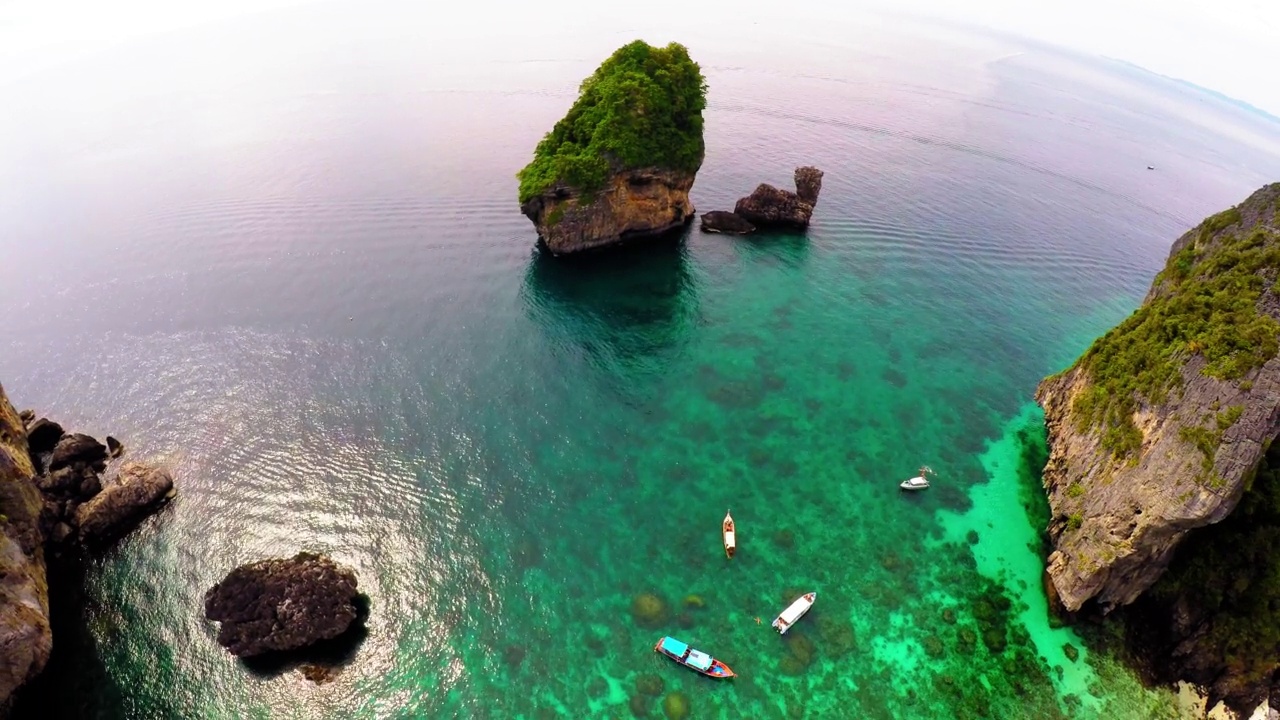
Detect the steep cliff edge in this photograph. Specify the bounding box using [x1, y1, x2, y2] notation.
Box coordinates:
[517, 40, 707, 255]
[0, 385, 50, 710]
[1037, 183, 1280, 615]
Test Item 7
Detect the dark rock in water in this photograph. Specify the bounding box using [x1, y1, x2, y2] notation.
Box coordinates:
[204, 552, 360, 657]
[629, 692, 652, 718]
[105, 436, 124, 459]
[629, 592, 669, 629]
[1062, 642, 1079, 663]
[18, 409, 34, 426]
[662, 691, 690, 720]
[699, 210, 755, 235]
[635, 672, 664, 696]
[298, 663, 340, 685]
[36, 466, 82, 496]
[733, 167, 825, 229]
[502, 644, 526, 669]
[26, 418, 64, 457]
[78, 472, 102, 500]
[74, 461, 173, 543]
[48, 433, 106, 472]
[794, 166, 824, 205]
[50, 523, 73, 545]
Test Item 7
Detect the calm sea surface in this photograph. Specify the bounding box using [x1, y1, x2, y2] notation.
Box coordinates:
[3, 3, 1280, 718]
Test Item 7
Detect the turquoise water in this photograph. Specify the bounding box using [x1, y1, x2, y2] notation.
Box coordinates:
[3, 4, 1280, 718]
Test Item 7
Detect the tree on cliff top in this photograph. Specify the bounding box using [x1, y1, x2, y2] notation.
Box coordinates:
[517, 40, 708, 205]
[1067, 185, 1280, 459]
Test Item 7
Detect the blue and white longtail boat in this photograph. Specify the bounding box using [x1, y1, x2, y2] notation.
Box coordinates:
[653, 636, 736, 678]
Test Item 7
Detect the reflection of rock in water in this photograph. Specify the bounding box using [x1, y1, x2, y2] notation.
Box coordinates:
[522, 236, 698, 369]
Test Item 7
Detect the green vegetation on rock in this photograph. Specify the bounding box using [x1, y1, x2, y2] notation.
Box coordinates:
[1068, 204, 1280, 458]
[1177, 405, 1244, 483]
[516, 40, 707, 205]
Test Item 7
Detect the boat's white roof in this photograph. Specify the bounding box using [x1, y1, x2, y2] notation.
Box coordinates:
[686, 649, 712, 670]
[724, 530, 735, 545]
[778, 594, 813, 623]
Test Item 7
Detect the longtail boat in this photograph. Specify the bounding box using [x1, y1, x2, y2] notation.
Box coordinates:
[653, 636, 736, 679]
[772, 592, 816, 634]
[723, 510, 735, 559]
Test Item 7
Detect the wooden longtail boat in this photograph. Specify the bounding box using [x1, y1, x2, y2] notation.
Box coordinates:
[653, 636, 736, 679]
[723, 510, 736, 559]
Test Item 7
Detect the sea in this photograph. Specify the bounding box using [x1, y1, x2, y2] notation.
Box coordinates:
[3, 2, 1280, 718]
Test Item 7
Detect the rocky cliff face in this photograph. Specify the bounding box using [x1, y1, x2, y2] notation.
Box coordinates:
[1037, 183, 1280, 614]
[0, 385, 50, 710]
[520, 168, 696, 255]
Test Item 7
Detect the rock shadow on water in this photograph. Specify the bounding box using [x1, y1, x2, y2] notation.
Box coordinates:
[522, 232, 699, 362]
[730, 230, 811, 269]
[239, 593, 372, 681]
[11, 551, 124, 719]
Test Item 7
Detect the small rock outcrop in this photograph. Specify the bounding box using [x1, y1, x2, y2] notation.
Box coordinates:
[699, 210, 755, 235]
[516, 41, 707, 255]
[24, 419, 63, 458]
[47, 434, 106, 473]
[74, 461, 175, 544]
[699, 166, 825, 235]
[204, 553, 361, 657]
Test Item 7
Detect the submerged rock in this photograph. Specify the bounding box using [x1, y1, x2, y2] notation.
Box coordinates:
[661, 691, 690, 720]
[630, 592, 669, 629]
[204, 552, 360, 657]
[635, 672, 664, 696]
[74, 461, 174, 543]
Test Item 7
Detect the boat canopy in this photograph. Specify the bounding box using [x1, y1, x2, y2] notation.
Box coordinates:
[659, 637, 688, 656]
[685, 650, 713, 670]
[724, 531, 735, 545]
[779, 596, 811, 624]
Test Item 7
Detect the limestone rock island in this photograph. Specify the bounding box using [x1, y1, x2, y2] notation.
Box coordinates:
[1037, 183, 1280, 713]
[204, 552, 361, 657]
[517, 41, 707, 255]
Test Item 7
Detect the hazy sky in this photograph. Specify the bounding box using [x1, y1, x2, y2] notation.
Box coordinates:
[1, 0, 1278, 117]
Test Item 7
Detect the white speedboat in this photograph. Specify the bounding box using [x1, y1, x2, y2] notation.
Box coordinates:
[899, 466, 932, 491]
[772, 592, 816, 634]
